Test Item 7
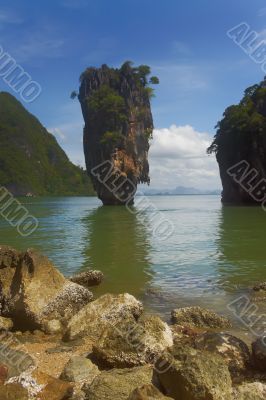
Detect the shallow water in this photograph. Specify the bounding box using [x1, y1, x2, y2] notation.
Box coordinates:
[1, 195, 266, 341]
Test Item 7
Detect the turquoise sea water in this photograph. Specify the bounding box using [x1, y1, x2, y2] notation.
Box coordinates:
[1, 195, 266, 339]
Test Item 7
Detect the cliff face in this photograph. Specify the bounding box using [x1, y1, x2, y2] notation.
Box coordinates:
[78, 63, 155, 205]
[208, 78, 266, 204]
[0, 92, 94, 196]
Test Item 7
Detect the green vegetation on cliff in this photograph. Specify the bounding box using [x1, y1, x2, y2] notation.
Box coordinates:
[74, 61, 159, 150]
[207, 77, 266, 203]
[208, 78, 266, 155]
[0, 92, 94, 196]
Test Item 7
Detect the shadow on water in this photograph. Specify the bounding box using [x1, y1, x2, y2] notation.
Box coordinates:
[80, 205, 153, 298]
[216, 205, 266, 291]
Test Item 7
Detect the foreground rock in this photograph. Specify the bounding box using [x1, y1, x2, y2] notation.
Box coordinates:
[9, 369, 73, 400]
[171, 306, 231, 329]
[83, 365, 153, 400]
[70, 270, 103, 287]
[60, 356, 100, 383]
[194, 332, 251, 377]
[233, 382, 266, 399]
[64, 293, 143, 341]
[128, 384, 174, 399]
[91, 315, 173, 368]
[0, 316, 13, 331]
[0, 383, 28, 400]
[252, 338, 266, 371]
[0, 246, 93, 331]
[253, 282, 266, 291]
[156, 344, 232, 400]
[0, 344, 34, 378]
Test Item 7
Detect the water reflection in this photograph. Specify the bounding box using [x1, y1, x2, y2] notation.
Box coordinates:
[217, 206, 266, 290]
[80, 205, 152, 298]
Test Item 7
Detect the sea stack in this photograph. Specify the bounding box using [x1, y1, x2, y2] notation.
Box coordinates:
[77, 62, 158, 205]
[208, 77, 266, 205]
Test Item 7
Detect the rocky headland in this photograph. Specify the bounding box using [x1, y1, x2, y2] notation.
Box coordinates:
[0, 245, 266, 399]
[77, 62, 158, 205]
[208, 78, 266, 205]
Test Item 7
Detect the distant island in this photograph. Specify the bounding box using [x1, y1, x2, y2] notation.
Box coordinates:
[0, 92, 94, 196]
[74, 61, 159, 205]
[141, 186, 221, 196]
[208, 77, 266, 205]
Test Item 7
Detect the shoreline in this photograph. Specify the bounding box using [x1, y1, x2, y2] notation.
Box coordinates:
[0, 246, 265, 399]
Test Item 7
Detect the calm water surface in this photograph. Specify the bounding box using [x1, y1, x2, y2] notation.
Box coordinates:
[1, 195, 266, 339]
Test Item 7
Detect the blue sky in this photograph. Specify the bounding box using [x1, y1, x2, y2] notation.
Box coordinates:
[1, 0, 266, 189]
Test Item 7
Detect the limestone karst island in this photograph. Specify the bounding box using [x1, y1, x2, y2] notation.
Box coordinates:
[1, 2, 266, 400]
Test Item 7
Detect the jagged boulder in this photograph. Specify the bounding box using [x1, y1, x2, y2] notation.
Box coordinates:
[70, 270, 103, 287]
[194, 332, 251, 377]
[0, 383, 28, 400]
[0, 246, 93, 331]
[232, 382, 266, 399]
[252, 338, 266, 371]
[82, 365, 153, 400]
[155, 344, 232, 400]
[64, 293, 143, 341]
[0, 344, 34, 378]
[0, 316, 13, 331]
[128, 384, 174, 399]
[171, 306, 231, 329]
[9, 369, 73, 400]
[91, 315, 173, 368]
[253, 282, 266, 291]
[60, 356, 100, 383]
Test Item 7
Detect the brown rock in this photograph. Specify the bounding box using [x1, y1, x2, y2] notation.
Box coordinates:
[232, 382, 266, 399]
[171, 306, 231, 329]
[10, 369, 73, 400]
[83, 365, 153, 400]
[0, 363, 8, 383]
[0, 246, 93, 331]
[60, 356, 100, 383]
[92, 315, 173, 368]
[0, 316, 13, 331]
[70, 270, 103, 287]
[128, 384, 174, 399]
[155, 344, 233, 400]
[0, 343, 34, 377]
[252, 338, 266, 371]
[33, 370, 73, 400]
[0, 383, 28, 400]
[64, 293, 143, 341]
[194, 332, 251, 377]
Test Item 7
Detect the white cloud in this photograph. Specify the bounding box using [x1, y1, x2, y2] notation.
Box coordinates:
[149, 125, 220, 190]
[47, 114, 221, 190]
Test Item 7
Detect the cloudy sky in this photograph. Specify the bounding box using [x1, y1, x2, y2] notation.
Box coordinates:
[1, 0, 266, 190]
